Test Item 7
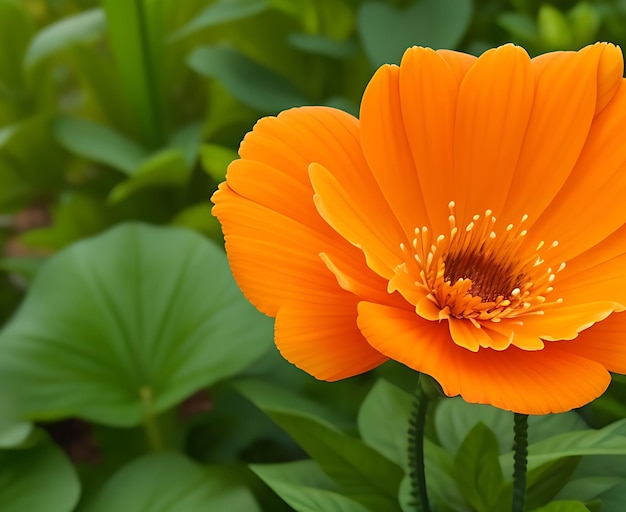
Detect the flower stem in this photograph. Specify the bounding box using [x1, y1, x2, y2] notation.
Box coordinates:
[408, 378, 431, 512]
[512, 413, 529, 512]
[140, 385, 163, 452]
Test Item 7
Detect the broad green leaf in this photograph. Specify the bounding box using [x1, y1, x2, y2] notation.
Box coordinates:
[24, 8, 106, 68]
[358, 0, 472, 67]
[0, 223, 272, 426]
[357, 379, 412, 468]
[101, 0, 165, 147]
[498, 12, 538, 44]
[201, 143, 238, 182]
[235, 379, 403, 512]
[454, 422, 504, 512]
[252, 460, 371, 512]
[533, 500, 591, 511]
[170, 121, 203, 168]
[288, 34, 356, 59]
[85, 452, 260, 512]
[189, 46, 309, 113]
[108, 148, 190, 203]
[171, 0, 268, 40]
[0, 436, 80, 512]
[54, 116, 148, 175]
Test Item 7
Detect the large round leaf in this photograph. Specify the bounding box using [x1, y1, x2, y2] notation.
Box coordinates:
[0, 435, 80, 512]
[0, 223, 272, 426]
[85, 452, 260, 512]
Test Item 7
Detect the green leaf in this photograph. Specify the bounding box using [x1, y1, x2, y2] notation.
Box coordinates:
[24, 8, 106, 68]
[498, 12, 538, 43]
[235, 379, 403, 512]
[170, 121, 203, 169]
[53, 116, 148, 175]
[108, 148, 191, 203]
[358, 0, 473, 67]
[538, 4, 573, 50]
[0, 436, 80, 512]
[252, 460, 371, 512]
[171, 0, 268, 41]
[101, 0, 165, 147]
[532, 500, 591, 512]
[288, 33, 356, 59]
[559, 476, 626, 512]
[189, 46, 309, 113]
[0, 0, 35, 98]
[171, 203, 223, 240]
[568, 2, 600, 45]
[435, 397, 587, 456]
[0, 223, 272, 426]
[201, 143, 238, 182]
[454, 422, 504, 512]
[85, 452, 260, 512]
[357, 379, 412, 468]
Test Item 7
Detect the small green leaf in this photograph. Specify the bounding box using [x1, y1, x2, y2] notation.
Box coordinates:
[0, 435, 80, 512]
[171, 203, 223, 240]
[568, 2, 600, 45]
[532, 500, 591, 512]
[85, 452, 261, 512]
[358, 0, 473, 67]
[357, 379, 412, 468]
[24, 8, 106, 68]
[189, 46, 309, 113]
[53, 116, 148, 175]
[288, 33, 356, 59]
[252, 460, 371, 512]
[0, 0, 35, 96]
[201, 143, 238, 182]
[171, 0, 268, 40]
[498, 12, 538, 43]
[108, 148, 190, 203]
[0, 223, 272, 426]
[538, 5, 573, 50]
[454, 422, 504, 512]
[236, 379, 403, 512]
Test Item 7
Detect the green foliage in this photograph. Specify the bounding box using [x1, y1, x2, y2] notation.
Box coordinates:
[1, 0, 626, 510]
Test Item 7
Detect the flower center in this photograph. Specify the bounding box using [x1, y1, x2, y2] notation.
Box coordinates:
[403, 201, 565, 323]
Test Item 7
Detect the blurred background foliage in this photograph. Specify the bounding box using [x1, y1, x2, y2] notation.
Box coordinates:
[1, 0, 626, 511]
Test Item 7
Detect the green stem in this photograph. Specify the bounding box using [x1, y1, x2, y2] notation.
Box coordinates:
[140, 386, 163, 452]
[408, 379, 431, 512]
[512, 413, 529, 512]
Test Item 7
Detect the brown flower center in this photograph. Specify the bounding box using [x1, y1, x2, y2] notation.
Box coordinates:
[403, 202, 565, 322]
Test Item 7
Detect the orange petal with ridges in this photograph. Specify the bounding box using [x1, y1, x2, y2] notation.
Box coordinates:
[359, 64, 431, 239]
[357, 302, 610, 414]
[452, 44, 534, 222]
[436, 48, 477, 83]
[531, 81, 626, 261]
[276, 302, 387, 381]
[500, 45, 602, 226]
[398, 47, 459, 234]
[555, 312, 626, 374]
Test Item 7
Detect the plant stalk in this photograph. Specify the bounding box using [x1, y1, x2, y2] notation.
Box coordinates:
[512, 413, 529, 512]
[408, 379, 431, 512]
[140, 385, 163, 452]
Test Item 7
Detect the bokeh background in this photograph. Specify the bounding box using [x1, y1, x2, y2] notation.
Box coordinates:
[1, 1, 626, 511]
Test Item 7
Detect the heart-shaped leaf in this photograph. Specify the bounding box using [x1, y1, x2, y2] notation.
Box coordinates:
[358, 0, 473, 67]
[0, 223, 272, 426]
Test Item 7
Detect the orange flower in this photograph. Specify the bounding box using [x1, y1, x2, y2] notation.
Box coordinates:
[212, 43, 626, 415]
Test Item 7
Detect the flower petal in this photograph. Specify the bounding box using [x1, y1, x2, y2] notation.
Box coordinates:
[212, 107, 377, 315]
[554, 312, 626, 374]
[310, 162, 405, 279]
[357, 302, 610, 414]
[453, 44, 534, 222]
[436, 48, 477, 84]
[359, 63, 431, 238]
[530, 80, 626, 261]
[501, 44, 610, 226]
[276, 301, 387, 381]
[398, 47, 461, 233]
